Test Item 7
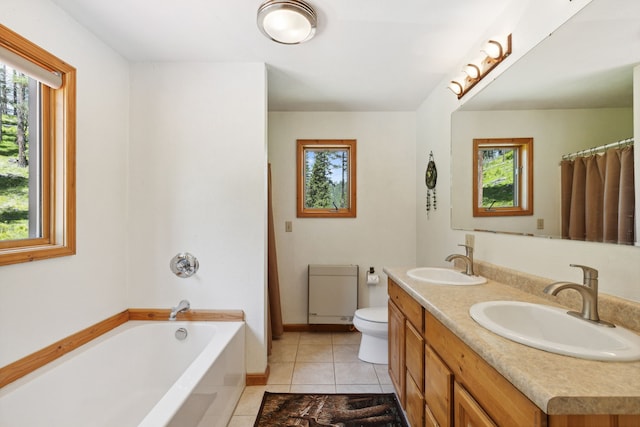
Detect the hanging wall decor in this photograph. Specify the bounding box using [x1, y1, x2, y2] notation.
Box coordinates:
[425, 151, 437, 216]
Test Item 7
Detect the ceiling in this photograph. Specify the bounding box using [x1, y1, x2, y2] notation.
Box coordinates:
[49, 0, 514, 111]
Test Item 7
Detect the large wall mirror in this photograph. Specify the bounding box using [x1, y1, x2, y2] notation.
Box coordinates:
[451, 0, 639, 246]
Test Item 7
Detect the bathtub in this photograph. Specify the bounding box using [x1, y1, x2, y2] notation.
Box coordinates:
[0, 321, 245, 427]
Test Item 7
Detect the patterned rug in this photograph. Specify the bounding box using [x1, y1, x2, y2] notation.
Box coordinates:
[253, 392, 408, 427]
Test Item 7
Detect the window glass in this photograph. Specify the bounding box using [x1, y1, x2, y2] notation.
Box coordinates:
[0, 64, 41, 241]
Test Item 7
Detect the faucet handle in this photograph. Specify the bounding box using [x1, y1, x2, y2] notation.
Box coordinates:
[569, 264, 598, 286]
[458, 244, 473, 257]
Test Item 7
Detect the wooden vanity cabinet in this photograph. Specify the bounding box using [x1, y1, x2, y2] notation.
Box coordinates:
[389, 278, 543, 427]
[388, 279, 424, 426]
[389, 278, 640, 427]
[388, 298, 405, 403]
[454, 382, 497, 427]
[425, 343, 453, 427]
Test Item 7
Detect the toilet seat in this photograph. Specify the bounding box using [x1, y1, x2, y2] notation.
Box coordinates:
[354, 307, 387, 323]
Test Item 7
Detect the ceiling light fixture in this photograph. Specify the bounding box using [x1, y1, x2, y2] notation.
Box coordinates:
[448, 34, 512, 99]
[257, 0, 317, 45]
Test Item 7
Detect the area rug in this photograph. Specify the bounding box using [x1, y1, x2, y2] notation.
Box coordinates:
[253, 392, 408, 427]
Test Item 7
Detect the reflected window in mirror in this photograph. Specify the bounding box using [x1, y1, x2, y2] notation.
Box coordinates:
[473, 138, 533, 217]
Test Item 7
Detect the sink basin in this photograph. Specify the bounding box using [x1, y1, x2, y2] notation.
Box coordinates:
[470, 300, 640, 361]
[407, 267, 486, 285]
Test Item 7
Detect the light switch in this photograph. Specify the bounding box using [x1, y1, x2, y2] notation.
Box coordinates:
[285, 221, 292, 232]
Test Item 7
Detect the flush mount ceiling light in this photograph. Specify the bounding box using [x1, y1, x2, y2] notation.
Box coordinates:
[448, 34, 512, 99]
[257, 0, 317, 44]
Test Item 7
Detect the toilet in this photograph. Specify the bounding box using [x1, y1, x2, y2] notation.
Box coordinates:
[353, 307, 389, 364]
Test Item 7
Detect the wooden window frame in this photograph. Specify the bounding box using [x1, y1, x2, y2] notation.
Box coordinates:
[0, 24, 76, 266]
[472, 138, 533, 217]
[296, 139, 357, 218]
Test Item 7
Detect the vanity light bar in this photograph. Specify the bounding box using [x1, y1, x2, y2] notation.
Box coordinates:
[448, 34, 512, 99]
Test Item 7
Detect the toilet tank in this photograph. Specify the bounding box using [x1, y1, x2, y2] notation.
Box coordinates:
[308, 264, 358, 325]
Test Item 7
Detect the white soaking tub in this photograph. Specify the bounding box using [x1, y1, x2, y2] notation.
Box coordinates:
[0, 321, 245, 427]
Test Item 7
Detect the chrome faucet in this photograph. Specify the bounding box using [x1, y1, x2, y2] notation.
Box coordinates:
[169, 299, 191, 321]
[543, 264, 614, 327]
[445, 244, 474, 276]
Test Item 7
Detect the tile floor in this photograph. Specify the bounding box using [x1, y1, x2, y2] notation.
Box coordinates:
[227, 331, 394, 427]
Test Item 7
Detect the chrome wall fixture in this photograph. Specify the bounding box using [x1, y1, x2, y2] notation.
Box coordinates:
[257, 0, 317, 44]
[170, 252, 199, 278]
[448, 34, 512, 99]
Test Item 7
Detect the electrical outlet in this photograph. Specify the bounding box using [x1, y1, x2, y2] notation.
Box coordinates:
[537, 218, 544, 230]
[285, 221, 292, 232]
[465, 234, 475, 249]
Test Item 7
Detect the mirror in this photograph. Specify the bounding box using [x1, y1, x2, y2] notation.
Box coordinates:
[451, 0, 639, 245]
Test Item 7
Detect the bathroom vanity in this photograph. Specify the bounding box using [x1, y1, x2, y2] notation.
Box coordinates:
[385, 265, 640, 427]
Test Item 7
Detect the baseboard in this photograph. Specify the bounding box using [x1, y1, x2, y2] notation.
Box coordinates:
[283, 324, 357, 333]
[246, 365, 270, 386]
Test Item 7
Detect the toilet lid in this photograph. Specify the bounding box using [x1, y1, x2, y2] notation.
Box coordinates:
[355, 307, 388, 323]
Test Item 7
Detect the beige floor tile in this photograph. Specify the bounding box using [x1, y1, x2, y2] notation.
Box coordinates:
[269, 343, 298, 363]
[336, 384, 383, 393]
[232, 385, 290, 417]
[299, 332, 333, 345]
[332, 344, 361, 363]
[334, 362, 379, 384]
[232, 386, 267, 416]
[273, 332, 300, 345]
[267, 362, 294, 384]
[296, 344, 333, 362]
[374, 364, 392, 385]
[332, 331, 361, 345]
[290, 384, 337, 393]
[227, 415, 255, 427]
[381, 384, 396, 393]
[292, 362, 335, 384]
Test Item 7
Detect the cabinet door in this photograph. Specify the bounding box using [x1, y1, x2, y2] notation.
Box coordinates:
[425, 344, 453, 427]
[425, 405, 439, 427]
[454, 382, 497, 427]
[405, 320, 424, 393]
[388, 300, 405, 404]
[406, 372, 424, 427]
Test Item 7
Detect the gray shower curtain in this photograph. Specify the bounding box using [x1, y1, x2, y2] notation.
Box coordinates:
[560, 146, 635, 244]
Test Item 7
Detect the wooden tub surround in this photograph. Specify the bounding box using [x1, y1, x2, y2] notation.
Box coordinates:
[0, 308, 244, 388]
[384, 264, 640, 427]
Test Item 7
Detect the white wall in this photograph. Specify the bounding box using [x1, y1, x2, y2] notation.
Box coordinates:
[127, 62, 268, 374]
[417, 0, 640, 303]
[451, 108, 633, 237]
[268, 112, 417, 324]
[0, 0, 130, 366]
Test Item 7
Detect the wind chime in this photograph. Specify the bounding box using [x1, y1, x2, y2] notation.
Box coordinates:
[425, 151, 437, 217]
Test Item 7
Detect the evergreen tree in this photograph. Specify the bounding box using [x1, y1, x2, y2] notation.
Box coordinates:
[306, 151, 333, 208]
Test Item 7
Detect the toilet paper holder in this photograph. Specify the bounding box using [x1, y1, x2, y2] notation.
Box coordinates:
[367, 266, 380, 285]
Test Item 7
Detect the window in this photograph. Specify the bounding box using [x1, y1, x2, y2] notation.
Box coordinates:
[0, 24, 76, 266]
[473, 138, 533, 217]
[296, 139, 356, 218]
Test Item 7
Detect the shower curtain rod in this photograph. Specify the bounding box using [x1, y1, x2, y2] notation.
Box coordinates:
[561, 137, 634, 161]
